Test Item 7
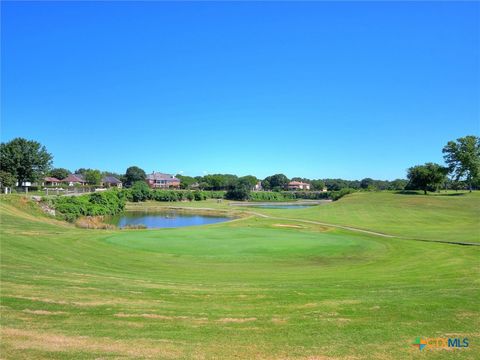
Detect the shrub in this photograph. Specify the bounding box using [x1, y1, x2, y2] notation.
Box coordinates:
[129, 181, 151, 202]
[186, 191, 194, 201]
[194, 190, 206, 201]
[330, 188, 356, 201]
[225, 186, 250, 201]
[249, 191, 287, 202]
[53, 190, 126, 222]
[282, 191, 329, 200]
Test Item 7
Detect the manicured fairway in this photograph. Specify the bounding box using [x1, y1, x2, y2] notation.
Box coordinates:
[0, 194, 479, 359]
[130, 191, 480, 243]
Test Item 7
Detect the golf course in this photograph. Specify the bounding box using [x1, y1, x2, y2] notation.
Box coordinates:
[1, 191, 478, 359]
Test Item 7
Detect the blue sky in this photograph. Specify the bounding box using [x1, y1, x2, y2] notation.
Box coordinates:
[1, 1, 478, 180]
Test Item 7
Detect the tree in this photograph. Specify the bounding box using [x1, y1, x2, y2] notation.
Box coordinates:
[0, 138, 53, 185]
[201, 174, 238, 190]
[407, 163, 448, 195]
[238, 175, 258, 190]
[49, 168, 70, 180]
[0, 171, 16, 191]
[176, 174, 197, 189]
[125, 166, 146, 187]
[225, 185, 250, 201]
[443, 135, 480, 192]
[84, 169, 102, 185]
[310, 179, 326, 191]
[360, 178, 376, 190]
[262, 174, 289, 191]
[389, 179, 408, 191]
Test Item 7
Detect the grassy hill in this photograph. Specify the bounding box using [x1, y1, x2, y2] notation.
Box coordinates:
[127, 191, 480, 243]
[261, 191, 480, 243]
[1, 193, 479, 359]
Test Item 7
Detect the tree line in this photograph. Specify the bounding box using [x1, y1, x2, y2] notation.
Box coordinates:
[1, 135, 478, 196]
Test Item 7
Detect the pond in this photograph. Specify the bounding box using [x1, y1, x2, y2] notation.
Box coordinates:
[108, 210, 232, 229]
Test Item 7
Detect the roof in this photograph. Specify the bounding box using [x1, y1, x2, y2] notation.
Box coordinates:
[146, 172, 180, 182]
[62, 174, 86, 183]
[102, 176, 122, 184]
[44, 177, 60, 182]
[288, 181, 310, 186]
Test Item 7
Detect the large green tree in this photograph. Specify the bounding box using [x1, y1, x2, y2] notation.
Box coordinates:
[125, 166, 146, 187]
[176, 174, 197, 189]
[310, 179, 326, 191]
[262, 174, 289, 191]
[201, 174, 238, 190]
[407, 163, 448, 195]
[49, 168, 70, 180]
[238, 175, 258, 190]
[442, 135, 480, 192]
[0, 138, 52, 185]
[84, 169, 102, 185]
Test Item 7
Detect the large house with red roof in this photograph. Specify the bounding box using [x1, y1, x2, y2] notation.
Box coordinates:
[146, 172, 180, 189]
[287, 181, 311, 190]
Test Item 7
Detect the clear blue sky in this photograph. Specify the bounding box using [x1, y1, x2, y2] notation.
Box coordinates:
[1, 1, 478, 180]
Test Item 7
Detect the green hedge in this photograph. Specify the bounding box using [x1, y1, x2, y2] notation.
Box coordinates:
[122, 184, 226, 203]
[329, 188, 356, 201]
[52, 189, 126, 222]
[249, 190, 354, 202]
[248, 192, 291, 202]
[280, 191, 330, 200]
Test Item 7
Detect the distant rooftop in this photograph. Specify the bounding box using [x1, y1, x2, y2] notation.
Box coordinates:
[146, 172, 180, 181]
[102, 176, 122, 184]
[62, 174, 86, 182]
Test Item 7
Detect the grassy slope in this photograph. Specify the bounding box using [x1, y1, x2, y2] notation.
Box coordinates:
[0, 194, 479, 359]
[267, 191, 480, 243]
[135, 191, 480, 243]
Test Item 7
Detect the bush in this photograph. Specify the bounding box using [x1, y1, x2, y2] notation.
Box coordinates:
[186, 191, 194, 201]
[53, 190, 126, 222]
[281, 191, 329, 200]
[225, 186, 250, 201]
[249, 191, 287, 202]
[330, 188, 356, 201]
[194, 190, 206, 201]
[129, 181, 151, 202]
[121, 187, 224, 203]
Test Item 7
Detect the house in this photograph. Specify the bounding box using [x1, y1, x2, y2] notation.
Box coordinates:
[287, 181, 311, 191]
[146, 172, 181, 189]
[189, 182, 200, 189]
[62, 174, 87, 186]
[43, 177, 61, 186]
[102, 176, 122, 188]
[15, 181, 34, 187]
[253, 181, 262, 191]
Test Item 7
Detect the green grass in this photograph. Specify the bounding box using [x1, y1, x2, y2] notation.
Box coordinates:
[1, 193, 479, 359]
[253, 191, 480, 243]
[126, 191, 480, 243]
